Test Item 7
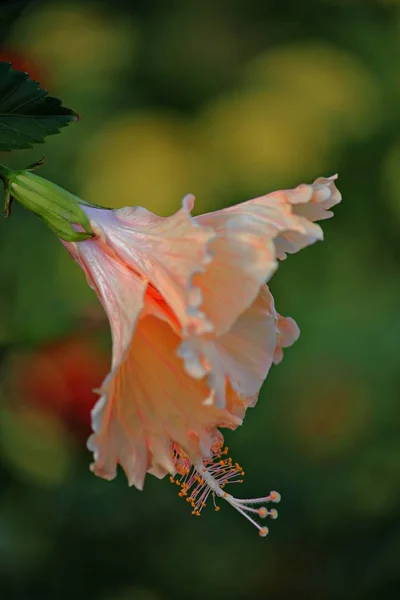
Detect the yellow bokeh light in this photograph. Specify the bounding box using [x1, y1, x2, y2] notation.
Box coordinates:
[246, 42, 379, 129]
[77, 112, 220, 215]
[201, 88, 331, 191]
[199, 42, 380, 192]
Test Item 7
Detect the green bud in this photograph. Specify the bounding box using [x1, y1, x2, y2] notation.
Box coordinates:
[0, 162, 95, 242]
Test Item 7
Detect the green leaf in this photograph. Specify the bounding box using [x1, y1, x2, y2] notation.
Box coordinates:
[0, 62, 79, 151]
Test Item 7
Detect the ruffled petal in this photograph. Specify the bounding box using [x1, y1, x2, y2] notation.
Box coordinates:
[178, 285, 297, 409]
[194, 195, 294, 337]
[271, 174, 341, 259]
[82, 195, 215, 338]
[88, 314, 242, 490]
[273, 314, 300, 364]
[194, 175, 340, 336]
[285, 175, 342, 222]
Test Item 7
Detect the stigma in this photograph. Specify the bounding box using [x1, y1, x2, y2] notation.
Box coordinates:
[170, 438, 280, 537]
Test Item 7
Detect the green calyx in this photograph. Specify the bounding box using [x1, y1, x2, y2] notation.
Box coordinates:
[0, 159, 95, 242]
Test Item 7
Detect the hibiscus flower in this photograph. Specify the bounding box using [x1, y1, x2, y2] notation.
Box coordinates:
[0, 164, 340, 535]
[63, 175, 340, 535]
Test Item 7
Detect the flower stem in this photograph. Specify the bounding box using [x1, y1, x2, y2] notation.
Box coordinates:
[0, 164, 15, 218]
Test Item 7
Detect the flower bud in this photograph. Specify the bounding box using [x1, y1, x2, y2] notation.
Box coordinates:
[0, 164, 95, 242]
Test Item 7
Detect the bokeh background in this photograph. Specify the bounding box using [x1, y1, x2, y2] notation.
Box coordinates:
[0, 0, 399, 598]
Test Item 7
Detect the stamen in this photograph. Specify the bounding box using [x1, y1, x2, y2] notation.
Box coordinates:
[171, 440, 281, 536]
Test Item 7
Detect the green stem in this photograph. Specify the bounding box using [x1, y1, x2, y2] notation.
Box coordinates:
[0, 163, 15, 184]
[0, 164, 15, 218]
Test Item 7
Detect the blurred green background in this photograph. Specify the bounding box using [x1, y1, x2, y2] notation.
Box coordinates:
[0, 0, 399, 598]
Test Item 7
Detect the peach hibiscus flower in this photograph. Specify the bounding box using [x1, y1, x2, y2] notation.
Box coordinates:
[61, 175, 340, 536]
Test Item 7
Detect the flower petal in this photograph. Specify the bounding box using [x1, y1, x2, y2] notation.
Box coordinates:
[88, 314, 242, 489]
[285, 175, 342, 222]
[178, 285, 297, 409]
[194, 197, 292, 337]
[82, 195, 215, 337]
[273, 314, 300, 364]
[194, 175, 340, 336]
[63, 238, 147, 367]
[273, 175, 341, 259]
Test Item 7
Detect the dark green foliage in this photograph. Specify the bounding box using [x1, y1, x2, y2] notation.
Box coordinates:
[0, 62, 77, 151]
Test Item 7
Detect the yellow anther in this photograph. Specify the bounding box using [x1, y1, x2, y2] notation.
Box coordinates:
[259, 527, 269, 538]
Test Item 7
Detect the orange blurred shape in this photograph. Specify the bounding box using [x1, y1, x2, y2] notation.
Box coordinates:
[13, 335, 108, 438]
[0, 50, 47, 86]
[293, 361, 371, 459]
